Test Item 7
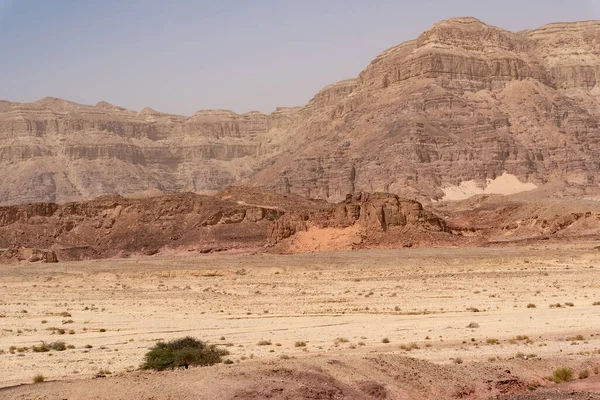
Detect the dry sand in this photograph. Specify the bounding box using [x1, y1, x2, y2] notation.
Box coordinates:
[442, 173, 538, 201]
[1, 245, 600, 398]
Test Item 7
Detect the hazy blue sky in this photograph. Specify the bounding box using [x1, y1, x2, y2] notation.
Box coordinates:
[1, 0, 600, 115]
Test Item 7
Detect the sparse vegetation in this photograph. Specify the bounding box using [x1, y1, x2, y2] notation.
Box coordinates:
[142, 337, 229, 371]
[566, 334, 585, 341]
[50, 341, 66, 351]
[32, 342, 51, 353]
[32, 374, 45, 383]
[453, 357, 463, 364]
[294, 341, 307, 347]
[381, 338, 390, 344]
[257, 340, 272, 346]
[526, 303, 536, 308]
[552, 367, 573, 383]
[399, 343, 419, 351]
[579, 369, 590, 379]
[486, 338, 500, 345]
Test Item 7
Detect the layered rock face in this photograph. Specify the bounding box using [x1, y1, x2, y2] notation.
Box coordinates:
[251, 18, 600, 201]
[0, 97, 301, 204]
[3, 18, 600, 204]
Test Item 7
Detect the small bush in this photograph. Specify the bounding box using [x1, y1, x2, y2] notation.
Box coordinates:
[526, 304, 536, 308]
[466, 322, 479, 328]
[223, 359, 234, 365]
[335, 337, 349, 343]
[579, 369, 590, 379]
[142, 336, 229, 371]
[32, 374, 45, 383]
[294, 341, 307, 347]
[382, 338, 390, 344]
[466, 307, 480, 313]
[593, 301, 600, 306]
[552, 367, 573, 383]
[399, 343, 420, 351]
[257, 340, 272, 346]
[32, 343, 51, 353]
[453, 357, 463, 364]
[486, 338, 500, 345]
[50, 341, 66, 351]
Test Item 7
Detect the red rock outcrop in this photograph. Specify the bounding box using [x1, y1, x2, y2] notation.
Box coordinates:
[268, 192, 448, 245]
[0, 192, 286, 262]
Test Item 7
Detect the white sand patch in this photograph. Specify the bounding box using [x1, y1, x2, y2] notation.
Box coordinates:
[442, 172, 537, 201]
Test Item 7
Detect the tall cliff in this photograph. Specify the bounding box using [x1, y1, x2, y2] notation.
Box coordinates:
[2, 17, 600, 205]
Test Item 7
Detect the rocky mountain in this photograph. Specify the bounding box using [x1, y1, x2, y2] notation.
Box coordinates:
[2, 17, 600, 205]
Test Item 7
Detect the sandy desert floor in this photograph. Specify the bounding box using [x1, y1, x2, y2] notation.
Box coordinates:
[2, 244, 600, 398]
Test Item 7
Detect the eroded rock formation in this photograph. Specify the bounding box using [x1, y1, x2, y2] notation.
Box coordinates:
[268, 192, 448, 245]
[2, 18, 600, 204]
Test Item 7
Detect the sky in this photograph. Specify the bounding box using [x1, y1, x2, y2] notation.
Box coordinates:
[1, 0, 600, 115]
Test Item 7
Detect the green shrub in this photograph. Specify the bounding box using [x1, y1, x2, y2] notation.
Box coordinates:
[142, 337, 228, 371]
[32, 374, 45, 383]
[552, 367, 573, 383]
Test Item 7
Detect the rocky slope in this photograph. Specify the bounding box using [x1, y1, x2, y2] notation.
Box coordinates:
[2, 18, 600, 204]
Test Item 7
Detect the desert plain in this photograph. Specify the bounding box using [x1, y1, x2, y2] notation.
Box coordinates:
[2, 244, 600, 399]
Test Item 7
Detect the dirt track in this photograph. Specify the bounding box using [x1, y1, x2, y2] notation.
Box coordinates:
[1, 245, 600, 398]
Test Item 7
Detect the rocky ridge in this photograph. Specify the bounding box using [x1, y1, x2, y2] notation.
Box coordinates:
[0, 188, 454, 262]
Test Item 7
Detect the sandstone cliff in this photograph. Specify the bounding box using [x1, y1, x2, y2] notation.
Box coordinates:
[3, 18, 600, 204]
[250, 18, 600, 201]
